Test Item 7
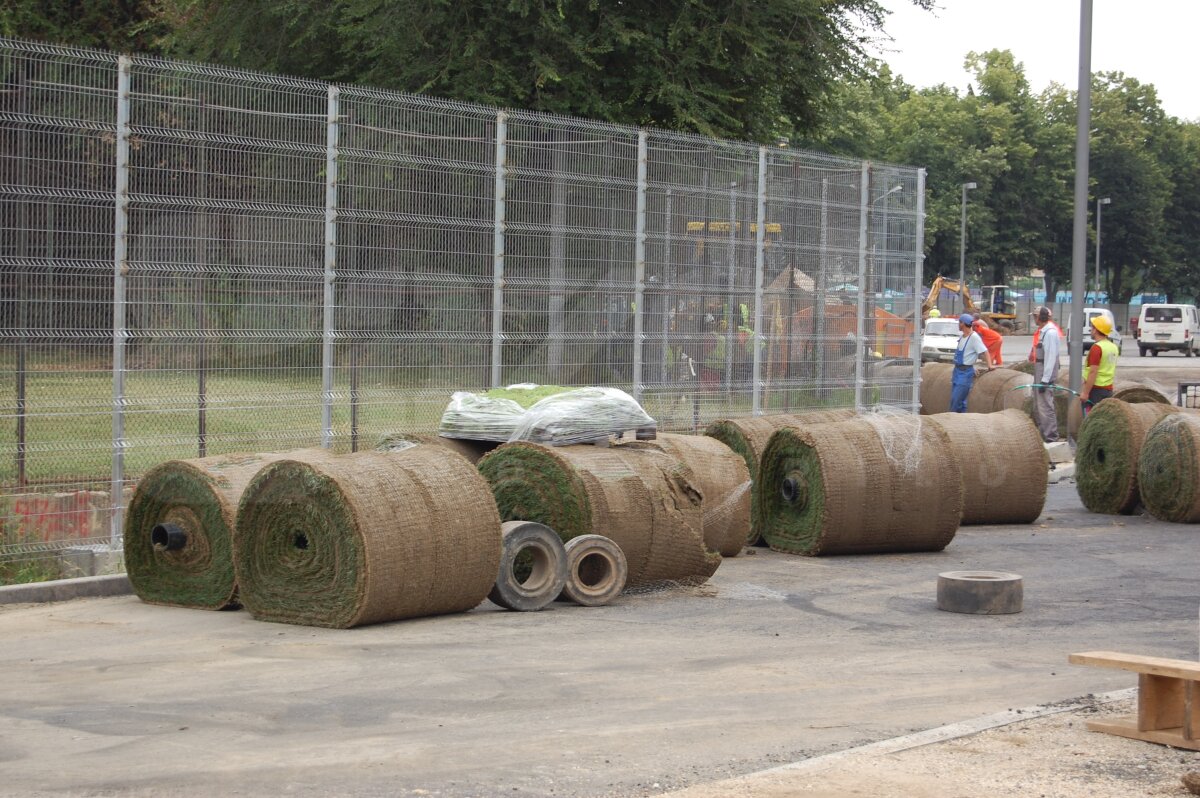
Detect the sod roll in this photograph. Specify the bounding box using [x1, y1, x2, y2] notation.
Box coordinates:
[703, 409, 857, 545]
[756, 414, 963, 555]
[1066, 382, 1172, 438]
[376, 432, 497, 464]
[967, 369, 1032, 413]
[628, 433, 750, 557]
[124, 450, 316, 610]
[926, 410, 1048, 525]
[235, 446, 501, 628]
[919, 363, 954, 415]
[477, 442, 720, 588]
[1074, 401, 1183, 515]
[1137, 413, 1200, 522]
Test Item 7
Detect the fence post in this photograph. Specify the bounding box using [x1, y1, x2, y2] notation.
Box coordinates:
[491, 111, 507, 388]
[632, 130, 648, 401]
[724, 182, 737, 395]
[661, 189, 673, 384]
[854, 161, 871, 412]
[321, 86, 339, 448]
[111, 55, 132, 546]
[752, 147, 767, 415]
[913, 168, 927, 414]
[816, 178, 828, 400]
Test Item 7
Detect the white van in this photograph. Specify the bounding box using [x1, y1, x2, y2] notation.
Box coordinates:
[1067, 308, 1123, 355]
[1136, 304, 1200, 357]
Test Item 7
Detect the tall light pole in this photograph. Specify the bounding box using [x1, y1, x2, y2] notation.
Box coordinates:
[958, 181, 977, 313]
[1069, 0, 1094, 396]
[1095, 196, 1111, 302]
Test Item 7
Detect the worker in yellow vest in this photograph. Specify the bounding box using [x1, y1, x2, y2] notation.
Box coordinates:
[1080, 315, 1119, 415]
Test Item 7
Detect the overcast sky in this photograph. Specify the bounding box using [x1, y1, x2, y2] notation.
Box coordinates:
[871, 1, 1199, 121]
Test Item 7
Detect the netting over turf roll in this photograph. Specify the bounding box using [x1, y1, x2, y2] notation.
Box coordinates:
[969, 369, 1032, 413]
[919, 363, 953, 415]
[756, 414, 962, 555]
[1075, 401, 1182, 515]
[1137, 413, 1200, 522]
[235, 446, 501, 628]
[477, 442, 720, 588]
[703, 409, 856, 545]
[376, 432, 497, 464]
[124, 451, 316, 610]
[1067, 382, 1172, 438]
[927, 410, 1048, 525]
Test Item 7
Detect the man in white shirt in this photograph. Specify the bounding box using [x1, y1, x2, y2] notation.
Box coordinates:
[950, 313, 994, 412]
[1032, 306, 1061, 441]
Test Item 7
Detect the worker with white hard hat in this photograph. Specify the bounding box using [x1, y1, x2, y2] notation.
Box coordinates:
[950, 313, 994, 413]
[1080, 315, 1119, 415]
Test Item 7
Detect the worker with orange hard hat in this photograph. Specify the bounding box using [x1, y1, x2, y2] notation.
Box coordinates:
[1080, 315, 1119, 415]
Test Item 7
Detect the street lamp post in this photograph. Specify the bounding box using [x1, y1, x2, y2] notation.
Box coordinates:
[959, 181, 977, 314]
[1095, 196, 1111, 303]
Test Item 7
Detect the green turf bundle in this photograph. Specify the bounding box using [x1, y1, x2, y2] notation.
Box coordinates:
[1137, 413, 1200, 522]
[235, 446, 501, 628]
[477, 442, 719, 588]
[703, 410, 857, 545]
[376, 432, 496, 464]
[926, 410, 1048, 525]
[1066, 382, 1171, 438]
[1074, 401, 1181, 515]
[755, 414, 962, 555]
[123, 451, 314, 610]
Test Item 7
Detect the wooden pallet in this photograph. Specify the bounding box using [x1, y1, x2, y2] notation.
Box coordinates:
[1069, 650, 1200, 751]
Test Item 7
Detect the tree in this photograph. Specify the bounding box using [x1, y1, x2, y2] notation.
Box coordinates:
[0, 0, 166, 52]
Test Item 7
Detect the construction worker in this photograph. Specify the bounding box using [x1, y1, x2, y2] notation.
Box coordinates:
[928, 308, 942, 319]
[1028, 306, 1063, 363]
[1080, 315, 1119, 415]
[951, 313, 995, 413]
[1031, 306, 1062, 441]
[972, 315, 1004, 367]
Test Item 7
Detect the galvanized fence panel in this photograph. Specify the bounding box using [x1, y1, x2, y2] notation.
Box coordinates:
[0, 36, 924, 569]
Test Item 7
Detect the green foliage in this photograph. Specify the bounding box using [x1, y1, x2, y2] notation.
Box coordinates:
[0, 0, 166, 52]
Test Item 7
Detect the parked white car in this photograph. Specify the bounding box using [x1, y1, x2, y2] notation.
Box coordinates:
[1136, 303, 1200, 357]
[920, 318, 961, 363]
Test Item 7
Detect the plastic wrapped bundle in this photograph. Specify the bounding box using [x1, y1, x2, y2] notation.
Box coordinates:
[1075, 401, 1182, 515]
[926, 410, 1048, 525]
[477, 442, 719, 588]
[1137, 413, 1200, 522]
[235, 446, 501, 628]
[438, 391, 525, 440]
[440, 386, 655, 445]
[376, 432, 497, 464]
[756, 414, 962, 555]
[704, 409, 857, 545]
[123, 450, 316, 610]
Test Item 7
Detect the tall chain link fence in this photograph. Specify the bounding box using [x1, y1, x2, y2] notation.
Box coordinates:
[0, 37, 925, 568]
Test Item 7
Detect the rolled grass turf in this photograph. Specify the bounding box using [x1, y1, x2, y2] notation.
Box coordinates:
[1074, 401, 1182, 515]
[1137, 413, 1200, 522]
[926, 410, 1048, 525]
[124, 450, 315, 610]
[755, 415, 962, 555]
[703, 409, 856, 545]
[376, 432, 497, 464]
[1066, 382, 1171, 438]
[235, 445, 501, 628]
[477, 442, 720, 588]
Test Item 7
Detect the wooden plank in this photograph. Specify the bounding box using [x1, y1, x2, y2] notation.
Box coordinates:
[1069, 651, 1200, 680]
[1188, 680, 1199, 742]
[1085, 718, 1200, 752]
[1137, 674, 1184, 731]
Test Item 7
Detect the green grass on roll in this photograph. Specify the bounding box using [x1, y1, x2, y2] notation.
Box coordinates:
[1074, 401, 1180, 515]
[1137, 413, 1200, 522]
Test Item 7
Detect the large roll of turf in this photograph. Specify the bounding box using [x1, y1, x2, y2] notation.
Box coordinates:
[633, 433, 751, 558]
[1137, 413, 1200, 522]
[376, 432, 497, 464]
[1075, 401, 1182, 515]
[1067, 382, 1172, 438]
[124, 450, 316, 610]
[704, 409, 856, 545]
[968, 369, 1032, 413]
[477, 442, 720, 588]
[927, 410, 1048, 525]
[756, 414, 963, 555]
[919, 363, 953, 414]
[235, 446, 501, 628]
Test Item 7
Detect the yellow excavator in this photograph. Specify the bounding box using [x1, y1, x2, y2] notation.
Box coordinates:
[921, 276, 1023, 333]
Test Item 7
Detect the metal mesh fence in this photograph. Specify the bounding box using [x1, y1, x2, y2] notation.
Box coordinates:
[0, 37, 925, 567]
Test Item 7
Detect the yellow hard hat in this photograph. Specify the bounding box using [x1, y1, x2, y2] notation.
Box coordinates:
[1090, 316, 1112, 336]
[928, 308, 941, 318]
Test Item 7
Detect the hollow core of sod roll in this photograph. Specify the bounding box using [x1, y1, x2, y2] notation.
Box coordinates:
[477, 442, 720, 588]
[124, 451, 315, 610]
[755, 415, 962, 555]
[1074, 401, 1182, 515]
[235, 446, 501, 628]
[1137, 413, 1200, 522]
[927, 410, 1047, 525]
[703, 409, 856, 545]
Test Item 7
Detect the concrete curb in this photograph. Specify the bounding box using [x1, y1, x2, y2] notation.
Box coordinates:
[0, 574, 133, 605]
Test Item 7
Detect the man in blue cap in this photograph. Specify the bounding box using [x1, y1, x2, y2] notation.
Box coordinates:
[951, 313, 994, 412]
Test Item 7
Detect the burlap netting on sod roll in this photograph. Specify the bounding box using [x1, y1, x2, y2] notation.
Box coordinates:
[627, 433, 750, 557]
[919, 363, 1032, 415]
[1137, 413, 1200, 523]
[124, 450, 320, 610]
[376, 432, 497, 464]
[703, 409, 857, 545]
[926, 410, 1048, 525]
[476, 442, 720, 588]
[1065, 382, 1171, 438]
[755, 414, 963, 555]
[235, 446, 501, 628]
[1074, 401, 1184, 515]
